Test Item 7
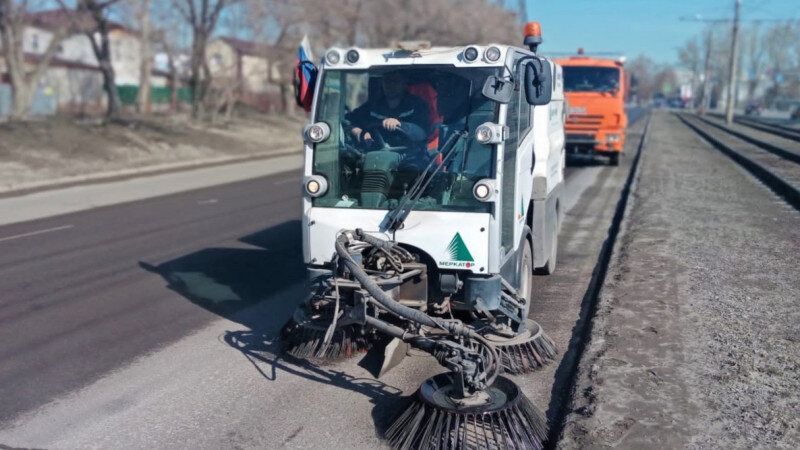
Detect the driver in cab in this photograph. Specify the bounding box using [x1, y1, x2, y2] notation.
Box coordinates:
[347, 71, 430, 153]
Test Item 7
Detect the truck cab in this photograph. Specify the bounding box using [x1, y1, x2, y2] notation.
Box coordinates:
[555, 52, 627, 165]
[298, 33, 565, 313]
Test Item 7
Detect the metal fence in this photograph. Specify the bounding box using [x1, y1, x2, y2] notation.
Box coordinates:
[0, 83, 57, 117]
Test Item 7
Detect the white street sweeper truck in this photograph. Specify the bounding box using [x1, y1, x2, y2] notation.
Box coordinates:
[285, 21, 565, 449]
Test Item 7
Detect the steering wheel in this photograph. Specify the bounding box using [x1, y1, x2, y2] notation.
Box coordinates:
[361, 125, 387, 150]
[362, 124, 416, 153]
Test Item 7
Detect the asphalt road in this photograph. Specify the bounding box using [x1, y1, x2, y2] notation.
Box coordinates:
[0, 110, 646, 448]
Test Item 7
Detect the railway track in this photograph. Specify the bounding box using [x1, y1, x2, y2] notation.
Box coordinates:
[731, 116, 800, 143]
[677, 113, 800, 211]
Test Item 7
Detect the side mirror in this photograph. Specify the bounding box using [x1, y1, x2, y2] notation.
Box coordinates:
[482, 76, 515, 104]
[294, 60, 318, 112]
[524, 59, 552, 105]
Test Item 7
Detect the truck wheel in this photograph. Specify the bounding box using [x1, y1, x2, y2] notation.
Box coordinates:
[519, 242, 533, 318]
[609, 153, 620, 166]
[535, 219, 558, 275]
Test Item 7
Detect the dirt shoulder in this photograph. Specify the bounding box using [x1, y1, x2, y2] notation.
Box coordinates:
[559, 112, 800, 448]
[0, 114, 304, 192]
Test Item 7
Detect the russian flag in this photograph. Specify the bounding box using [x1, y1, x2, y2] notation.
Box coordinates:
[294, 35, 316, 112]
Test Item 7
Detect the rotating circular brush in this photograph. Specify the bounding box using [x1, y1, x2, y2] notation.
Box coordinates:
[386, 373, 548, 449]
[280, 307, 370, 361]
[484, 319, 558, 375]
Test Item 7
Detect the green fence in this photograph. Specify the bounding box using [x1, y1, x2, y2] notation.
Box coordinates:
[117, 85, 193, 105]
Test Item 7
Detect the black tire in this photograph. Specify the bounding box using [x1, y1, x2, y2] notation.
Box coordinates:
[609, 153, 620, 166]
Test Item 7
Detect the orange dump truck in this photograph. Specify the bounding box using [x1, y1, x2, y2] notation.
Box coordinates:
[555, 53, 627, 165]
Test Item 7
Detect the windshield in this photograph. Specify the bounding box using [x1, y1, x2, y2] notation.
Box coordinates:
[563, 66, 620, 93]
[311, 66, 500, 213]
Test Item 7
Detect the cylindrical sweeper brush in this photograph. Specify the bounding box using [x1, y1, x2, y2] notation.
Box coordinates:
[486, 319, 558, 375]
[280, 300, 371, 360]
[386, 372, 548, 449]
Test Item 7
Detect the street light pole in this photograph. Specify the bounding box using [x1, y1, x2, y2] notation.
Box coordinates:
[725, 0, 741, 124]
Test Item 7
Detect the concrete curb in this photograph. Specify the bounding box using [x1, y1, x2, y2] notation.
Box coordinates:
[0, 147, 299, 198]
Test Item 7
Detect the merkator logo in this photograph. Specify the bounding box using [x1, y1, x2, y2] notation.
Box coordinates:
[440, 233, 474, 268]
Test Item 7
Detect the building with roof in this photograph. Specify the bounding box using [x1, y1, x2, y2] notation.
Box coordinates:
[206, 36, 281, 112]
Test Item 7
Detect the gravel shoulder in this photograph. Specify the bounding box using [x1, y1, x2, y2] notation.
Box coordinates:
[560, 112, 800, 448]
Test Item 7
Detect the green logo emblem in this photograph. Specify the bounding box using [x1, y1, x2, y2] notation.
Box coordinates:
[440, 233, 474, 268]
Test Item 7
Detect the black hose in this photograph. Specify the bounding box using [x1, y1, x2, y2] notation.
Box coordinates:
[336, 232, 501, 384]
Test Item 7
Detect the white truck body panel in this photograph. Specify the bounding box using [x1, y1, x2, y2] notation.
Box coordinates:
[302, 44, 565, 283]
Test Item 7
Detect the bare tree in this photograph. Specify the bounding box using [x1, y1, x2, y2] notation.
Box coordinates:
[77, 0, 124, 120]
[173, 0, 237, 119]
[135, 0, 152, 114]
[743, 24, 764, 104]
[678, 37, 701, 106]
[0, 0, 71, 120]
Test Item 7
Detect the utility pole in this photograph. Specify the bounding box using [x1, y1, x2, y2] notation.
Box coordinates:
[699, 29, 713, 116]
[725, 0, 741, 124]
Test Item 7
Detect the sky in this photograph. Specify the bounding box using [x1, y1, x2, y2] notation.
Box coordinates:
[522, 0, 800, 65]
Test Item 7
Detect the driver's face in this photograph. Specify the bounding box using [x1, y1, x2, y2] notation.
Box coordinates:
[382, 74, 406, 100]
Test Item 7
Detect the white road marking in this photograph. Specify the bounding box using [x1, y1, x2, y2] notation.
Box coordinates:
[0, 224, 74, 243]
[196, 199, 218, 205]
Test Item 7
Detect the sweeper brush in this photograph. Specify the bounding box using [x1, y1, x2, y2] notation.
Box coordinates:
[280, 318, 369, 360]
[386, 373, 548, 450]
[487, 319, 558, 374]
[285, 230, 554, 447]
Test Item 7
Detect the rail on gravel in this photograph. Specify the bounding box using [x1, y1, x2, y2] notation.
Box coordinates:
[676, 113, 800, 211]
[730, 116, 800, 143]
[546, 112, 652, 448]
[693, 115, 800, 165]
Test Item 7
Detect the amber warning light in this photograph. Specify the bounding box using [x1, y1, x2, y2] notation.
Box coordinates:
[524, 21, 542, 53]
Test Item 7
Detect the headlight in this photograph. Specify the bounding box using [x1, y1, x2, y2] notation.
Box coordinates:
[476, 125, 493, 144]
[325, 49, 341, 65]
[463, 46, 479, 62]
[473, 179, 497, 202]
[606, 134, 620, 143]
[304, 122, 330, 143]
[346, 49, 359, 64]
[485, 46, 501, 62]
[475, 122, 507, 144]
[304, 175, 328, 197]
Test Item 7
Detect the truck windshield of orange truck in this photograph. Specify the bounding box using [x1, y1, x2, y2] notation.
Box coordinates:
[563, 66, 620, 94]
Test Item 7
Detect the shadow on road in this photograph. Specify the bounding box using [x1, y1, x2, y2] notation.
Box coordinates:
[223, 329, 408, 437]
[566, 155, 607, 167]
[141, 219, 407, 436]
[140, 219, 305, 334]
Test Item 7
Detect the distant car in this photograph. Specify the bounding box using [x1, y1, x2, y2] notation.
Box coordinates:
[667, 98, 685, 109]
[745, 103, 763, 116]
[791, 106, 800, 120]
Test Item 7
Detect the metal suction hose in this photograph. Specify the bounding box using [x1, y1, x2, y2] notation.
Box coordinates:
[335, 231, 501, 385]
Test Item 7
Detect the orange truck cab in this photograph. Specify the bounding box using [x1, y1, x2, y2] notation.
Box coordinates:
[555, 52, 627, 165]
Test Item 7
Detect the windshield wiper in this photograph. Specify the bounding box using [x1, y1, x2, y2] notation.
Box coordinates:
[383, 130, 468, 233]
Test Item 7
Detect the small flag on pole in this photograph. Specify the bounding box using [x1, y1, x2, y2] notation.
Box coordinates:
[294, 35, 317, 112]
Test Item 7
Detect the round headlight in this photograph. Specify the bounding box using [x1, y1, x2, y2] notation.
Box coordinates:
[346, 49, 359, 64]
[307, 179, 320, 194]
[463, 46, 479, 62]
[307, 124, 325, 142]
[325, 50, 341, 65]
[475, 125, 493, 143]
[474, 183, 490, 199]
[304, 175, 328, 197]
[304, 122, 330, 143]
[485, 46, 501, 62]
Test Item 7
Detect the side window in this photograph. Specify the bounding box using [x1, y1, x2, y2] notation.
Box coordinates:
[519, 89, 530, 139]
[501, 56, 523, 254]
